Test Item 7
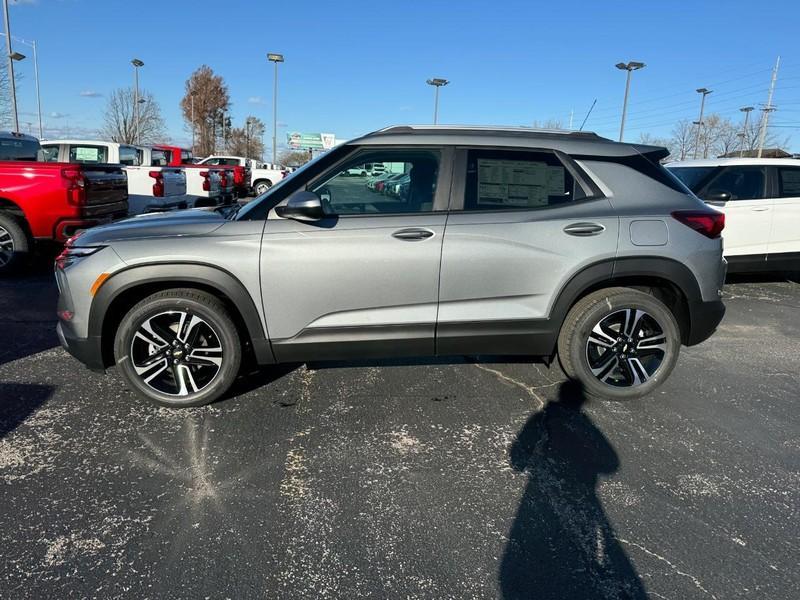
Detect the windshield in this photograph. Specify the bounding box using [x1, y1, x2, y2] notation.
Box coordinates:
[667, 166, 717, 192]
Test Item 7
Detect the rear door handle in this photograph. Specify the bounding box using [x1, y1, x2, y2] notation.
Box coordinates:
[564, 222, 606, 236]
[750, 206, 770, 212]
[392, 228, 435, 241]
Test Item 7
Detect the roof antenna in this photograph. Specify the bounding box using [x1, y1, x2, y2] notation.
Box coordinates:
[578, 99, 597, 131]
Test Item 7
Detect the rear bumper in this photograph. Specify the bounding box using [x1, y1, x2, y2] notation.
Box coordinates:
[56, 321, 105, 373]
[686, 299, 726, 346]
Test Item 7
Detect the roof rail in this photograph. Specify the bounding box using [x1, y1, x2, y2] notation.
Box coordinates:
[372, 124, 603, 140]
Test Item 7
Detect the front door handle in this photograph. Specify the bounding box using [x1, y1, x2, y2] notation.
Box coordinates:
[564, 222, 606, 236]
[750, 206, 770, 212]
[392, 228, 435, 241]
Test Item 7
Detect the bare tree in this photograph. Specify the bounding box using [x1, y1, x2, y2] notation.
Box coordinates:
[101, 87, 167, 144]
[278, 149, 313, 167]
[224, 116, 266, 158]
[669, 119, 695, 161]
[180, 66, 231, 156]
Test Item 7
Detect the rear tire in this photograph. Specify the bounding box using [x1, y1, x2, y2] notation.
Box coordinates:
[254, 180, 272, 195]
[0, 213, 30, 276]
[114, 289, 242, 407]
[557, 287, 680, 400]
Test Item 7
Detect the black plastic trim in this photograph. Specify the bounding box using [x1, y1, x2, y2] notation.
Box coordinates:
[57, 322, 105, 373]
[89, 262, 274, 365]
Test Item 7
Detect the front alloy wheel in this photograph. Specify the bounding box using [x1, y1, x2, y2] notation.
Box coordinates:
[115, 289, 241, 407]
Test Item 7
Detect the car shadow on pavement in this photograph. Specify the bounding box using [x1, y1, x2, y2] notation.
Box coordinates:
[0, 383, 55, 439]
[499, 380, 647, 600]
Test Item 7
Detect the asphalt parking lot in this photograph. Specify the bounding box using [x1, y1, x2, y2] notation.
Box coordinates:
[1, 255, 798, 599]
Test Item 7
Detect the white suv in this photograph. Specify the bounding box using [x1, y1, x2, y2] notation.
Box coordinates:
[668, 158, 800, 273]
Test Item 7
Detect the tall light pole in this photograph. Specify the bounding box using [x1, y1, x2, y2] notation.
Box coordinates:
[426, 78, 449, 125]
[267, 53, 284, 165]
[131, 58, 144, 144]
[2, 0, 21, 133]
[693, 87, 712, 159]
[738, 106, 754, 157]
[615, 61, 645, 142]
[0, 33, 40, 138]
[757, 56, 780, 159]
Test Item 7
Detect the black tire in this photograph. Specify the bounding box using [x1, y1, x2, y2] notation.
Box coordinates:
[0, 213, 31, 276]
[254, 180, 272, 195]
[114, 288, 242, 407]
[557, 287, 680, 400]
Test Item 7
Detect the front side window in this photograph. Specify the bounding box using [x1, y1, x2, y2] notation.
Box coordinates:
[777, 167, 800, 198]
[0, 138, 41, 161]
[68, 145, 108, 164]
[311, 151, 440, 215]
[150, 150, 168, 166]
[119, 146, 141, 166]
[702, 166, 766, 201]
[463, 149, 581, 211]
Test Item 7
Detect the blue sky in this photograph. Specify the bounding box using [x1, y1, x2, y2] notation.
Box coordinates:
[6, 0, 800, 151]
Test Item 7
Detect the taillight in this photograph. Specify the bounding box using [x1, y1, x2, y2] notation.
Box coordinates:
[200, 170, 210, 191]
[219, 170, 228, 187]
[234, 166, 245, 186]
[149, 170, 164, 197]
[281, 170, 289, 179]
[672, 210, 725, 239]
[62, 168, 86, 206]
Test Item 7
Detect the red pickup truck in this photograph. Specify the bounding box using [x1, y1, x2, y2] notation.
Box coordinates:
[0, 132, 128, 274]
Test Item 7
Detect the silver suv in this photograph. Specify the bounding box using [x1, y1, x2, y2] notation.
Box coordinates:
[55, 125, 727, 407]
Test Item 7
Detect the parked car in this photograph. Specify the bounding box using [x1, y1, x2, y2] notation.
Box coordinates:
[366, 171, 396, 191]
[377, 172, 406, 194]
[0, 131, 127, 274]
[40, 140, 188, 215]
[152, 145, 226, 207]
[667, 158, 800, 273]
[197, 155, 286, 197]
[55, 125, 726, 407]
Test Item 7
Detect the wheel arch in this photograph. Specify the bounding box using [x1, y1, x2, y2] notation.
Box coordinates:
[0, 197, 31, 233]
[90, 263, 274, 368]
[549, 257, 702, 348]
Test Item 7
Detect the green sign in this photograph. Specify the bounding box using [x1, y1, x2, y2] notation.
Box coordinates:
[287, 132, 336, 150]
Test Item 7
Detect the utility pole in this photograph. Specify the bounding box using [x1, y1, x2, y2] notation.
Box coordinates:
[757, 56, 780, 158]
[190, 93, 195, 155]
[2, 0, 20, 133]
[615, 61, 645, 142]
[738, 106, 754, 157]
[693, 88, 712, 159]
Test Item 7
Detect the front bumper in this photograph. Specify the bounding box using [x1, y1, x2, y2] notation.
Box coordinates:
[56, 321, 105, 373]
[686, 299, 726, 346]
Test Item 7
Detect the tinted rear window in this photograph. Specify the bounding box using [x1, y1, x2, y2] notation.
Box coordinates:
[0, 138, 40, 161]
[668, 166, 717, 192]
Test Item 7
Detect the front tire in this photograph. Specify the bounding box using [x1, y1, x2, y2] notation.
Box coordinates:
[0, 213, 30, 276]
[114, 289, 242, 407]
[557, 287, 680, 400]
[254, 180, 272, 195]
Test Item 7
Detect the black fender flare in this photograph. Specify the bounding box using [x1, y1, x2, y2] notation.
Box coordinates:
[90, 262, 275, 364]
[547, 256, 703, 346]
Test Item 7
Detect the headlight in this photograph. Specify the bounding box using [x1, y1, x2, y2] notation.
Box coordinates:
[55, 245, 105, 269]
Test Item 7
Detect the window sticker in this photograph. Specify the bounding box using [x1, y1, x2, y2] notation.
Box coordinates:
[477, 159, 557, 207]
[75, 147, 100, 161]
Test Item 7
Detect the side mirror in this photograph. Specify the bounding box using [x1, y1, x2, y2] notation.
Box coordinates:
[275, 190, 325, 221]
[704, 190, 731, 204]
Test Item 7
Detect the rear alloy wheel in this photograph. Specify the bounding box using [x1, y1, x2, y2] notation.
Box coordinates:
[558, 288, 680, 400]
[0, 213, 30, 276]
[115, 289, 241, 407]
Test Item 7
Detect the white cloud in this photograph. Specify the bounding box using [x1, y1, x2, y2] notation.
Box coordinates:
[248, 96, 266, 105]
[80, 90, 102, 98]
[49, 111, 68, 119]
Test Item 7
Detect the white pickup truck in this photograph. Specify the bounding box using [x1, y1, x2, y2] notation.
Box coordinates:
[197, 155, 285, 196]
[146, 146, 224, 208]
[40, 140, 190, 215]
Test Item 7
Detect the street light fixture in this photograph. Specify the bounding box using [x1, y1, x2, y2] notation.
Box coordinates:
[10, 50, 24, 61]
[693, 87, 712, 159]
[131, 58, 144, 144]
[426, 78, 449, 125]
[615, 61, 645, 142]
[267, 53, 284, 165]
[739, 106, 754, 158]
